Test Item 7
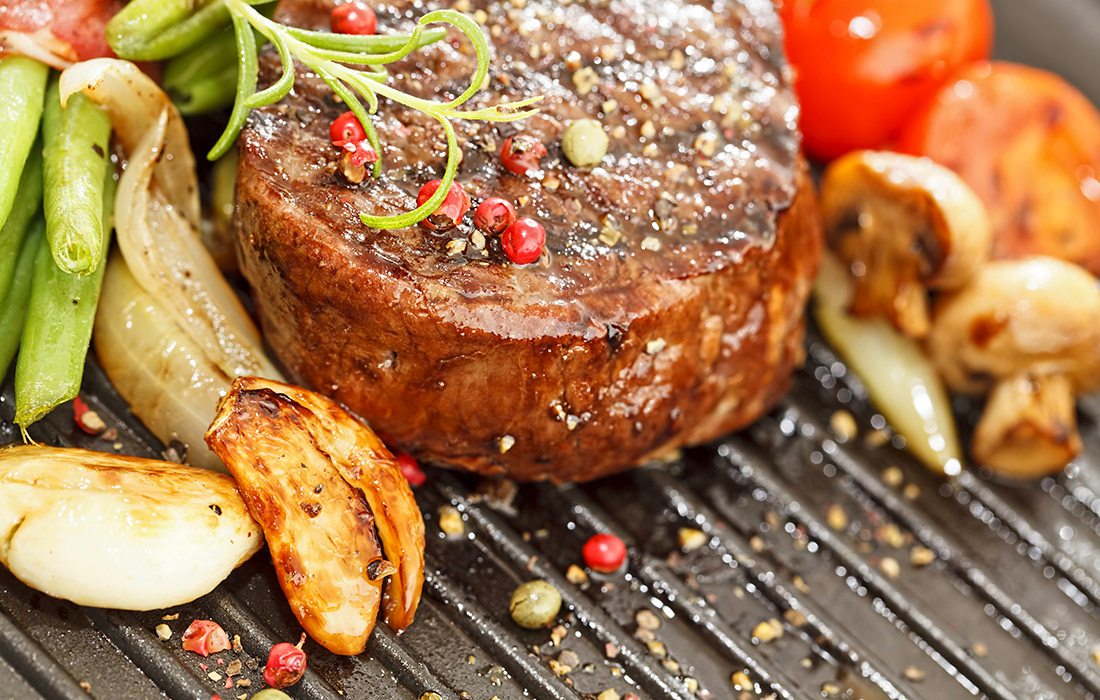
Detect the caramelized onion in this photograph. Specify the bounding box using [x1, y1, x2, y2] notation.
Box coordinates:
[95, 255, 229, 471]
[60, 59, 274, 379]
[60, 58, 280, 467]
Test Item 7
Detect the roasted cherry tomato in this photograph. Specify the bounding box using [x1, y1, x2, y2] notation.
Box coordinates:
[778, 0, 993, 160]
[898, 61, 1100, 275]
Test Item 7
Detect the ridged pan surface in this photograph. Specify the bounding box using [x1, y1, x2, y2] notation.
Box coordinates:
[2, 0, 1099, 697]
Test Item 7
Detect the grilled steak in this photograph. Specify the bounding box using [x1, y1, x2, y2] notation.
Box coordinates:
[235, 0, 821, 482]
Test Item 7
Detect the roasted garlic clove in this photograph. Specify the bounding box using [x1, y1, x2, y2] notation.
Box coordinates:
[0, 446, 262, 610]
[239, 378, 425, 631]
[821, 150, 991, 338]
[972, 372, 1081, 478]
[205, 377, 425, 655]
[929, 257, 1100, 477]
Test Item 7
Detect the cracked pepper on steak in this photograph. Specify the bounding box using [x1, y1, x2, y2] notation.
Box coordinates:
[234, 0, 822, 482]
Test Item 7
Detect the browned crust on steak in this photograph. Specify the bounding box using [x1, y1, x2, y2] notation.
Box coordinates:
[235, 0, 820, 482]
[235, 162, 819, 482]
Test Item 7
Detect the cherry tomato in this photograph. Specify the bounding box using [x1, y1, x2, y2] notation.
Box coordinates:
[778, 0, 993, 160]
[898, 61, 1100, 275]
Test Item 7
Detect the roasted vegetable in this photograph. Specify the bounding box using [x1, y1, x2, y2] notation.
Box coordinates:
[244, 379, 425, 631]
[779, 0, 992, 160]
[814, 254, 962, 475]
[0, 55, 48, 230]
[14, 156, 115, 428]
[0, 446, 262, 610]
[59, 59, 276, 381]
[928, 257, 1100, 478]
[63, 58, 280, 468]
[821, 150, 990, 338]
[899, 62, 1100, 275]
[205, 377, 425, 655]
[94, 255, 229, 471]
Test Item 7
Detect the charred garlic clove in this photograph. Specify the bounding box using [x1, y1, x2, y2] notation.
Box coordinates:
[205, 377, 425, 654]
[928, 257, 1100, 478]
[821, 150, 991, 339]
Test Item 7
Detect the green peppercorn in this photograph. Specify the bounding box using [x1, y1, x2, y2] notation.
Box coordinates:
[251, 690, 292, 700]
[509, 580, 562, 629]
[561, 119, 609, 167]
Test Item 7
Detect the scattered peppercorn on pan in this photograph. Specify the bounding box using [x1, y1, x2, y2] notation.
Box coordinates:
[3, 0, 1100, 698]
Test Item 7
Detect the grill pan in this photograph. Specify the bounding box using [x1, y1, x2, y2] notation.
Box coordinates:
[3, 0, 1100, 697]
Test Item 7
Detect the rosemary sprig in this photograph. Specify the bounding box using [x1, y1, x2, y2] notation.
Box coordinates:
[213, 0, 542, 230]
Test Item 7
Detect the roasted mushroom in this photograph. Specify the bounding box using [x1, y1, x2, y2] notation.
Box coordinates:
[821, 150, 991, 338]
[928, 257, 1100, 477]
[205, 377, 424, 655]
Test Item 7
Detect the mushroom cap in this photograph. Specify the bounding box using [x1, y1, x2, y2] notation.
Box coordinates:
[929, 256, 1100, 394]
[820, 150, 990, 338]
[822, 151, 991, 289]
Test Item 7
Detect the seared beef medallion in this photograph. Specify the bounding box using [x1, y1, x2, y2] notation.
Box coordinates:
[235, 0, 821, 482]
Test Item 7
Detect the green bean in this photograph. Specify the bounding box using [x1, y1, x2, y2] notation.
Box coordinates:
[164, 25, 239, 115]
[42, 80, 112, 276]
[0, 56, 48, 231]
[14, 168, 116, 428]
[106, 0, 231, 61]
[0, 145, 43, 297]
[0, 220, 44, 382]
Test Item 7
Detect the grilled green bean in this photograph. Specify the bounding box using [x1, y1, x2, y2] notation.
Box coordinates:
[42, 80, 112, 275]
[163, 25, 239, 115]
[14, 168, 116, 428]
[0, 220, 44, 382]
[0, 146, 43, 297]
[0, 56, 48, 230]
[106, 0, 235, 61]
